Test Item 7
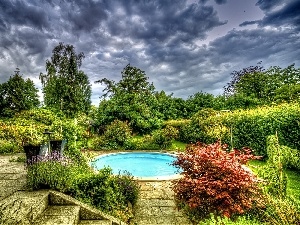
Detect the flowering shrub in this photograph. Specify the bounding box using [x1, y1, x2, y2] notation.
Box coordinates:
[26, 152, 74, 192]
[172, 142, 262, 221]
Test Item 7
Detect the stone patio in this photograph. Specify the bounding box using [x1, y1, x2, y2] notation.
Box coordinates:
[133, 181, 191, 225]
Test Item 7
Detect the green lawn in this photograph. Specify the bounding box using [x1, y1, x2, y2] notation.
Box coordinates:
[249, 160, 300, 202]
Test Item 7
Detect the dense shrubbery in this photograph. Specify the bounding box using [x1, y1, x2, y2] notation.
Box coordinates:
[0, 139, 19, 154]
[172, 142, 261, 222]
[0, 108, 89, 154]
[152, 125, 179, 149]
[179, 103, 300, 157]
[26, 154, 140, 222]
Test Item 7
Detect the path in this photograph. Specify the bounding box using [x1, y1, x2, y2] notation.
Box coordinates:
[0, 154, 27, 201]
[133, 181, 191, 225]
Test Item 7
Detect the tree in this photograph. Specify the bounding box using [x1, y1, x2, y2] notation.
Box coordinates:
[224, 64, 266, 98]
[224, 64, 300, 104]
[186, 92, 215, 116]
[0, 68, 39, 117]
[95, 64, 161, 134]
[40, 43, 91, 117]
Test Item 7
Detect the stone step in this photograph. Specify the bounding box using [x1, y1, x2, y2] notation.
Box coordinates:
[32, 205, 80, 225]
[0, 190, 49, 224]
[78, 220, 112, 225]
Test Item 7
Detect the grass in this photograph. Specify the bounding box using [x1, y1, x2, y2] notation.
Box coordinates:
[170, 140, 187, 151]
[249, 159, 300, 203]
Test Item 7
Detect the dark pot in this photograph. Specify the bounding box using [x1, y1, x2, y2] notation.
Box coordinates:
[23, 145, 40, 165]
[50, 140, 66, 154]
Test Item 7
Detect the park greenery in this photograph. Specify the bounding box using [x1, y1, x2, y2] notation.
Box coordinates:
[0, 43, 300, 224]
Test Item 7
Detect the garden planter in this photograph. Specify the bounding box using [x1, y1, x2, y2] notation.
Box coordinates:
[23, 145, 40, 165]
[50, 140, 66, 154]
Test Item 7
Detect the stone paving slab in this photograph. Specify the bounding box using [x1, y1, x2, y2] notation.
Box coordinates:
[133, 181, 192, 225]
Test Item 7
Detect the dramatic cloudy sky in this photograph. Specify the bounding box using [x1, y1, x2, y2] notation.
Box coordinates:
[0, 0, 299, 105]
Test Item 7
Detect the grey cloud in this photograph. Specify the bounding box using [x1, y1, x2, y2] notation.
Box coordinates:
[215, 0, 227, 5]
[0, 0, 50, 31]
[239, 20, 259, 27]
[258, 0, 300, 31]
[255, 0, 285, 11]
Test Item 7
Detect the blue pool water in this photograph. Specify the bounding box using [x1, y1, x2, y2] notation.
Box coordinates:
[91, 152, 179, 178]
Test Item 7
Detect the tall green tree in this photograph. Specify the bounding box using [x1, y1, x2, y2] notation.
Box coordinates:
[96, 64, 161, 134]
[40, 43, 91, 117]
[0, 68, 39, 117]
[224, 64, 300, 105]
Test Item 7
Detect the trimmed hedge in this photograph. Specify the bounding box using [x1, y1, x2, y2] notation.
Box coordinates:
[179, 103, 300, 157]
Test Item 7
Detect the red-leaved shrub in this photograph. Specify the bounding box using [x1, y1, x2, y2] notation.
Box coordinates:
[172, 141, 262, 220]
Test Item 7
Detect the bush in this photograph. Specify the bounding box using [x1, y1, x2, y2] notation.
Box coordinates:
[70, 168, 140, 222]
[26, 153, 75, 192]
[27, 153, 140, 223]
[172, 142, 262, 222]
[198, 214, 265, 225]
[93, 120, 132, 150]
[180, 103, 300, 157]
[261, 194, 300, 225]
[152, 125, 179, 149]
[0, 139, 20, 154]
[124, 135, 160, 150]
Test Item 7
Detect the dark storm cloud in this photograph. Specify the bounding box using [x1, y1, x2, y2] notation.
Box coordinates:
[255, 0, 285, 11]
[0, 0, 299, 104]
[0, 0, 49, 31]
[259, 0, 300, 31]
[215, 0, 227, 5]
[243, 0, 300, 30]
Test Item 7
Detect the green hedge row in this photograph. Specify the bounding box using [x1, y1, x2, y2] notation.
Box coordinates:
[176, 103, 300, 157]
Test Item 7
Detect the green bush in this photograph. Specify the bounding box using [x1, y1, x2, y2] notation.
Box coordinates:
[0, 139, 20, 154]
[94, 120, 132, 150]
[27, 155, 140, 223]
[26, 156, 75, 192]
[266, 135, 300, 170]
[152, 125, 179, 149]
[262, 194, 300, 225]
[198, 214, 264, 225]
[124, 135, 160, 150]
[180, 103, 300, 157]
[70, 167, 140, 221]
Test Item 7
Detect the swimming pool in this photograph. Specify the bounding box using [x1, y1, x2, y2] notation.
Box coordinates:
[91, 152, 180, 180]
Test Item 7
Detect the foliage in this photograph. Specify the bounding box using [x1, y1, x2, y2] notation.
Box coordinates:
[91, 120, 132, 150]
[152, 125, 179, 149]
[124, 135, 160, 150]
[257, 134, 300, 198]
[0, 139, 19, 154]
[266, 134, 300, 170]
[0, 68, 39, 117]
[27, 154, 140, 223]
[95, 64, 162, 134]
[70, 167, 140, 222]
[179, 103, 300, 157]
[224, 64, 300, 105]
[198, 213, 264, 225]
[26, 153, 75, 192]
[261, 194, 300, 225]
[40, 42, 92, 117]
[172, 142, 261, 222]
[186, 92, 216, 115]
